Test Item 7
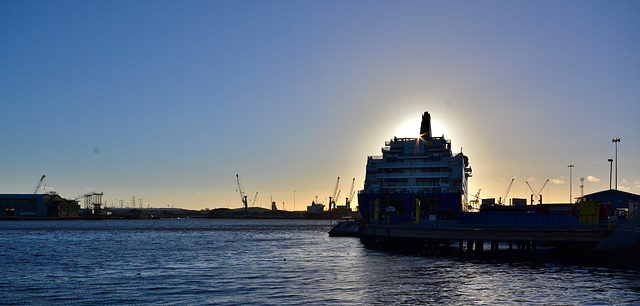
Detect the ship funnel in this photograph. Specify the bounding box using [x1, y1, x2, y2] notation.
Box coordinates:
[419, 111, 432, 138]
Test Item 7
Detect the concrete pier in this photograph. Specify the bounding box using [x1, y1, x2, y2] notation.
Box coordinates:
[362, 223, 611, 256]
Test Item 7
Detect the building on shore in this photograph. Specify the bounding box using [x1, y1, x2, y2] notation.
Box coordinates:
[577, 189, 640, 220]
[0, 194, 79, 218]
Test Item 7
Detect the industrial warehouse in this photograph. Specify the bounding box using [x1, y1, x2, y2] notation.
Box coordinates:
[0, 193, 79, 218]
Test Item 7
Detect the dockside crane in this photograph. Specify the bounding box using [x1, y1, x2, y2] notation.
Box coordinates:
[469, 189, 481, 211]
[345, 178, 356, 210]
[33, 175, 46, 194]
[498, 178, 514, 205]
[525, 179, 549, 205]
[252, 192, 258, 207]
[329, 177, 340, 211]
[236, 174, 248, 214]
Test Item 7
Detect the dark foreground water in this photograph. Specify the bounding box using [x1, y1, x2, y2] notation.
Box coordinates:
[1, 219, 639, 305]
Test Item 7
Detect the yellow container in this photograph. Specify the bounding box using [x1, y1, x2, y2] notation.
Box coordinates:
[579, 201, 598, 225]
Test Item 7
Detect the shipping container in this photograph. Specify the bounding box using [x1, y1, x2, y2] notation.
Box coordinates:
[512, 198, 527, 206]
[482, 198, 495, 205]
[537, 203, 578, 217]
[598, 203, 612, 221]
[579, 201, 598, 225]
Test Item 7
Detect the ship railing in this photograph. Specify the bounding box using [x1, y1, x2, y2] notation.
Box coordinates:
[375, 172, 450, 179]
[377, 161, 450, 168]
[368, 154, 454, 161]
[360, 187, 449, 194]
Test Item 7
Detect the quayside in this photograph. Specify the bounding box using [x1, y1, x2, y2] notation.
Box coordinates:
[355, 111, 640, 257]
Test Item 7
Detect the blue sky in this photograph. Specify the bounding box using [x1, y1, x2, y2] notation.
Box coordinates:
[1, 1, 639, 209]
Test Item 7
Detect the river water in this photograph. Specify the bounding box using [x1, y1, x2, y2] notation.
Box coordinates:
[1, 219, 639, 305]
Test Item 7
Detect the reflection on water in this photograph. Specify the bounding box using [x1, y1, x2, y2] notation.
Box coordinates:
[1, 219, 639, 305]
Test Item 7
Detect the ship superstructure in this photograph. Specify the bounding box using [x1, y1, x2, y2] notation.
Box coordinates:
[358, 111, 472, 223]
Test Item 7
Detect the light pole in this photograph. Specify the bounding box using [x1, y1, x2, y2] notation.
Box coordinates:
[612, 138, 620, 191]
[608, 159, 613, 190]
[568, 165, 574, 203]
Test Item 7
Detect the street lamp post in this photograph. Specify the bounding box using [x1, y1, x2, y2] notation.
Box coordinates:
[568, 165, 574, 203]
[608, 159, 613, 190]
[612, 138, 620, 191]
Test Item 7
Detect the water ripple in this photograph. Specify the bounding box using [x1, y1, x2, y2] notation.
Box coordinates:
[1, 219, 640, 305]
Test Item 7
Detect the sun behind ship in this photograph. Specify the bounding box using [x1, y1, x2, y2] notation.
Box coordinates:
[358, 111, 472, 224]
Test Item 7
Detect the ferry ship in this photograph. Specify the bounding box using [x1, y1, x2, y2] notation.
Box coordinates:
[351, 111, 640, 256]
[358, 111, 472, 224]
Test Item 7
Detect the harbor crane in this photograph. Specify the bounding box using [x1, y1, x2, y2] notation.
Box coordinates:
[33, 175, 46, 194]
[329, 177, 340, 211]
[236, 174, 248, 214]
[469, 189, 481, 210]
[498, 178, 514, 205]
[345, 178, 356, 210]
[526, 179, 549, 205]
[252, 192, 258, 207]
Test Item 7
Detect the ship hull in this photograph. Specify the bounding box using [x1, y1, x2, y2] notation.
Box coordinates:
[358, 191, 464, 224]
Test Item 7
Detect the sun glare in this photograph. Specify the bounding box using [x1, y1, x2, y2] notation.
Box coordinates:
[395, 115, 447, 138]
[395, 117, 421, 138]
[431, 120, 446, 137]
